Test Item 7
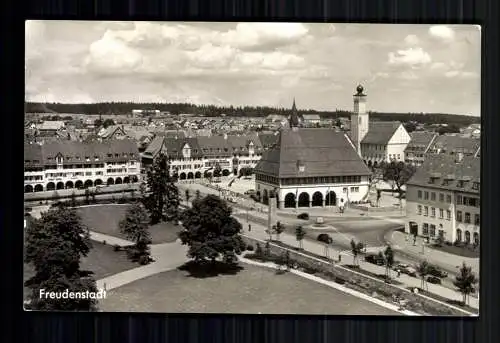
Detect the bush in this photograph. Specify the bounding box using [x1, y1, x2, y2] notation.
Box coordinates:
[335, 277, 346, 285]
[246, 244, 254, 251]
[138, 255, 150, 265]
[102, 240, 107, 245]
[317, 233, 332, 244]
[113, 244, 121, 252]
[297, 212, 309, 220]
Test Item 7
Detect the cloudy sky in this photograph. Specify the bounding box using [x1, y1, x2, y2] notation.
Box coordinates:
[26, 21, 481, 116]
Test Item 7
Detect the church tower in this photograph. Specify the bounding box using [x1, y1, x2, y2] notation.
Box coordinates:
[289, 98, 300, 131]
[350, 85, 369, 156]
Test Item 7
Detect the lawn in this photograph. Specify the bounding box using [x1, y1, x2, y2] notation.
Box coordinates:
[76, 205, 183, 244]
[24, 242, 137, 300]
[99, 263, 400, 315]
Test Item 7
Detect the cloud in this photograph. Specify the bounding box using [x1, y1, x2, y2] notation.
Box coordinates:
[444, 70, 478, 79]
[388, 47, 432, 68]
[404, 34, 420, 46]
[429, 25, 455, 41]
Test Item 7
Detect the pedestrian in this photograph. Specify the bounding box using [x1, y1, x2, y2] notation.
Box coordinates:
[338, 254, 342, 262]
[248, 224, 252, 232]
[397, 270, 401, 278]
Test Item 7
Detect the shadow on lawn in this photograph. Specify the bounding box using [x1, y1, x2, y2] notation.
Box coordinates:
[178, 260, 244, 278]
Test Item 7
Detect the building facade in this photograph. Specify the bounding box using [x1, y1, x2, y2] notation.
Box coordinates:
[405, 154, 480, 245]
[404, 131, 438, 166]
[349, 85, 411, 167]
[24, 140, 141, 193]
[254, 99, 371, 210]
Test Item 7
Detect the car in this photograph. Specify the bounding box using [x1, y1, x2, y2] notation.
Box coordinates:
[244, 190, 256, 195]
[365, 254, 385, 266]
[427, 265, 448, 278]
[426, 276, 442, 284]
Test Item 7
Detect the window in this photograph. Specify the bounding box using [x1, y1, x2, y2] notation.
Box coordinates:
[446, 210, 451, 220]
[475, 214, 480, 226]
[472, 182, 480, 190]
[424, 206, 428, 216]
[465, 212, 471, 224]
[417, 205, 422, 215]
[397, 154, 400, 159]
[439, 209, 444, 219]
[431, 207, 436, 217]
[457, 211, 463, 222]
[446, 195, 452, 203]
[456, 195, 463, 205]
[457, 180, 464, 188]
[417, 190, 422, 199]
[85, 172, 92, 176]
[423, 223, 429, 236]
[439, 193, 444, 202]
[430, 224, 436, 237]
[431, 192, 436, 201]
[424, 191, 429, 200]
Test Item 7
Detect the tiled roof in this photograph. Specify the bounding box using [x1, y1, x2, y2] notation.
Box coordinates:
[302, 114, 321, 121]
[24, 139, 139, 166]
[258, 133, 279, 149]
[361, 121, 401, 145]
[37, 121, 65, 131]
[255, 128, 371, 178]
[407, 154, 480, 194]
[163, 137, 203, 159]
[405, 132, 438, 151]
[428, 135, 480, 155]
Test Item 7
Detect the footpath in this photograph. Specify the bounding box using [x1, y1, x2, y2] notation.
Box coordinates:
[233, 212, 479, 311]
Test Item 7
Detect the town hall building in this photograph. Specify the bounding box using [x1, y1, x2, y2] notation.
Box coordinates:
[254, 86, 372, 209]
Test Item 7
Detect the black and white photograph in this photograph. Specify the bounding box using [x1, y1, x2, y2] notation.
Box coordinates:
[24, 21, 480, 316]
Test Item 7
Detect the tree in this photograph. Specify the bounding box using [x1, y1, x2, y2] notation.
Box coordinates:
[453, 262, 478, 305]
[178, 194, 246, 266]
[318, 234, 333, 258]
[118, 204, 152, 263]
[94, 118, 102, 128]
[404, 122, 417, 133]
[84, 189, 90, 204]
[274, 221, 284, 241]
[416, 260, 430, 290]
[295, 226, 306, 250]
[350, 239, 364, 266]
[102, 118, 115, 128]
[185, 189, 191, 206]
[384, 246, 395, 279]
[70, 191, 77, 207]
[24, 205, 98, 311]
[195, 189, 201, 200]
[213, 163, 222, 178]
[382, 161, 416, 196]
[142, 153, 180, 224]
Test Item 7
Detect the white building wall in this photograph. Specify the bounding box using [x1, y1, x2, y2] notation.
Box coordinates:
[386, 125, 411, 162]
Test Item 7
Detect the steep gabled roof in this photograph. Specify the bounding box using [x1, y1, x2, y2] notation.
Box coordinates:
[255, 128, 370, 178]
[361, 121, 401, 145]
[405, 131, 438, 152]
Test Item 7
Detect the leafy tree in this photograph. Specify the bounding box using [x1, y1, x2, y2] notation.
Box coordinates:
[295, 225, 306, 250]
[24, 205, 98, 311]
[213, 163, 222, 178]
[438, 124, 461, 135]
[382, 161, 416, 196]
[178, 194, 246, 266]
[195, 189, 201, 200]
[118, 204, 152, 263]
[384, 245, 395, 279]
[318, 234, 333, 258]
[417, 260, 430, 290]
[453, 262, 478, 305]
[102, 118, 115, 128]
[350, 239, 364, 266]
[185, 189, 191, 206]
[404, 122, 417, 133]
[274, 221, 285, 241]
[70, 191, 77, 207]
[142, 153, 180, 224]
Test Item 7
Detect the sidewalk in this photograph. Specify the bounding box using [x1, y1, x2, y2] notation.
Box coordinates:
[388, 231, 480, 275]
[235, 212, 478, 311]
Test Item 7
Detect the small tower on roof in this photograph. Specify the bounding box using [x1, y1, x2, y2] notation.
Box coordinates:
[289, 97, 301, 131]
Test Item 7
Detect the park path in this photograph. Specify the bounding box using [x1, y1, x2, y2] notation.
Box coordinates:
[96, 241, 188, 291]
[234, 212, 478, 312]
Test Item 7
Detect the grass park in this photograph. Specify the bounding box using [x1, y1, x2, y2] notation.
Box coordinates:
[76, 204, 183, 244]
[99, 263, 399, 315]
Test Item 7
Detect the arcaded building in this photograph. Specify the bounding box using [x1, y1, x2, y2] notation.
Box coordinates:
[254, 92, 371, 210]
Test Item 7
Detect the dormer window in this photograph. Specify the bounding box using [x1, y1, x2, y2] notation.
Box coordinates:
[297, 160, 305, 173]
[56, 156, 63, 164]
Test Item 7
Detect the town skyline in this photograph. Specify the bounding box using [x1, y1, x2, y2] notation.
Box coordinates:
[26, 21, 481, 116]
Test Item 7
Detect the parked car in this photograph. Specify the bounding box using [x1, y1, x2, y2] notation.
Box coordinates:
[365, 254, 385, 266]
[427, 265, 448, 278]
[426, 276, 442, 284]
[297, 212, 309, 220]
[244, 189, 256, 195]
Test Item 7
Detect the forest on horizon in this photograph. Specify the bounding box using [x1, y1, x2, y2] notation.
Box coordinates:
[25, 102, 480, 126]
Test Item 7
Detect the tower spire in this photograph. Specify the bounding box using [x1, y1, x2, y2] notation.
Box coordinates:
[289, 97, 300, 129]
